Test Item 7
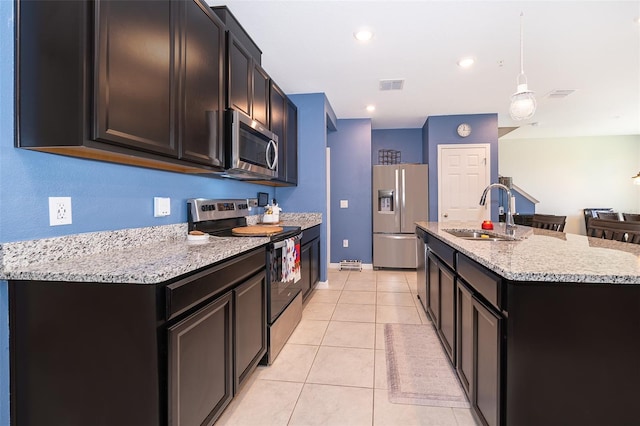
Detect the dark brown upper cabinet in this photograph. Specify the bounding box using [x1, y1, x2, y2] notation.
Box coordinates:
[269, 81, 298, 186]
[94, 0, 178, 156]
[226, 32, 269, 128]
[17, 0, 226, 173]
[179, 0, 226, 167]
[252, 63, 270, 127]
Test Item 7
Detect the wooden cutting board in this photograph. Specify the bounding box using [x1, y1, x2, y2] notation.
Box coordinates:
[232, 225, 284, 236]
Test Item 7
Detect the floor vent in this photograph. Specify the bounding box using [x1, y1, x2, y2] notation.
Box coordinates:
[340, 260, 362, 271]
[379, 79, 404, 91]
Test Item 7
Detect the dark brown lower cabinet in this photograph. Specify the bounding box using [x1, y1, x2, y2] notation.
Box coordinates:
[420, 231, 640, 426]
[426, 253, 440, 328]
[415, 229, 428, 312]
[168, 292, 233, 426]
[10, 248, 267, 426]
[456, 281, 473, 397]
[457, 273, 502, 426]
[233, 271, 267, 390]
[300, 225, 321, 301]
[426, 251, 455, 363]
[473, 292, 502, 426]
[438, 264, 456, 363]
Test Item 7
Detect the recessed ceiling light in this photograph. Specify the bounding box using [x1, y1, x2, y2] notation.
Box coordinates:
[635, 16, 640, 24]
[366, 105, 376, 112]
[354, 30, 374, 42]
[457, 57, 475, 68]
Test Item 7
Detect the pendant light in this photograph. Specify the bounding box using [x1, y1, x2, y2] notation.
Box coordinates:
[632, 171, 640, 185]
[509, 12, 536, 121]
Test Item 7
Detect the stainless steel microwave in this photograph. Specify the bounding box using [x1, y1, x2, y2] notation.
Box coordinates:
[223, 109, 278, 180]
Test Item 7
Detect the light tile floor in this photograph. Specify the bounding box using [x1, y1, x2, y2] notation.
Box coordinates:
[216, 269, 480, 426]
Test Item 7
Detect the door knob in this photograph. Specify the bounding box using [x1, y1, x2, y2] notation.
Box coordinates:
[444, 213, 448, 218]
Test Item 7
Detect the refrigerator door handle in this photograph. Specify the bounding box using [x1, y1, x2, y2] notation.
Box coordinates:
[395, 169, 399, 219]
[401, 168, 406, 229]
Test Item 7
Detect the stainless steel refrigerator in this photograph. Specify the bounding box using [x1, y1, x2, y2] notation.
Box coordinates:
[373, 164, 429, 268]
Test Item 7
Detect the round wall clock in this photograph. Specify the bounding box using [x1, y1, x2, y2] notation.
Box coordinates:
[457, 123, 472, 137]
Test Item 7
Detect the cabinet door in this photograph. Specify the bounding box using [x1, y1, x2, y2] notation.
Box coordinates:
[180, 0, 225, 167]
[473, 296, 502, 426]
[234, 271, 267, 390]
[439, 264, 456, 364]
[310, 238, 320, 286]
[300, 243, 312, 300]
[252, 63, 270, 127]
[168, 291, 233, 426]
[416, 235, 428, 313]
[456, 280, 473, 397]
[270, 81, 286, 181]
[94, 0, 177, 156]
[285, 98, 298, 184]
[227, 33, 252, 116]
[427, 252, 440, 327]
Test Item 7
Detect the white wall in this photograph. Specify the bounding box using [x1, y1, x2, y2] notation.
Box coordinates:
[499, 135, 640, 235]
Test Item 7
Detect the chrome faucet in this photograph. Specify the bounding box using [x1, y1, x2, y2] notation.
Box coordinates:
[479, 183, 516, 236]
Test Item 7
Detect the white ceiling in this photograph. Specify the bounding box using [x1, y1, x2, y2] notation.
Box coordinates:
[209, 0, 640, 139]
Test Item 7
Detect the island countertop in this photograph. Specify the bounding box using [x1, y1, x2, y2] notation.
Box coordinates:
[416, 221, 640, 284]
[0, 213, 322, 284]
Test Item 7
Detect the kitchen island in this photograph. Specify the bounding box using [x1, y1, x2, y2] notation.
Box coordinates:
[1, 213, 321, 426]
[416, 221, 640, 426]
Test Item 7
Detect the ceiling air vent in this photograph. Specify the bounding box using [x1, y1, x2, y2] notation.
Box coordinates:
[545, 89, 576, 99]
[379, 79, 404, 91]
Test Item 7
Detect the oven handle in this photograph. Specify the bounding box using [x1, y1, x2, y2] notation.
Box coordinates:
[271, 232, 303, 250]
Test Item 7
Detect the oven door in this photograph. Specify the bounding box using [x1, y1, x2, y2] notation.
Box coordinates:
[267, 238, 302, 324]
[228, 109, 278, 179]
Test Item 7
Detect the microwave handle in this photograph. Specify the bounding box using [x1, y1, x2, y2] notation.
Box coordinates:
[266, 140, 278, 170]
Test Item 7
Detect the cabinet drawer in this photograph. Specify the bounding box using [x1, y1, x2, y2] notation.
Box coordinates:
[428, 235, 456, 270]
[301, 225, 320, 245]
[457, 254, 502, 311]
[167, 248, 265, 320]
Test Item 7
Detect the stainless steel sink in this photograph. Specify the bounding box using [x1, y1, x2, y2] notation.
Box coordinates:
[444, 229, 517, 241]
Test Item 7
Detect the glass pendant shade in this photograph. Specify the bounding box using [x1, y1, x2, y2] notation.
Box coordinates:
[510, 82, 536, 120]
[510, 12, 536, 121]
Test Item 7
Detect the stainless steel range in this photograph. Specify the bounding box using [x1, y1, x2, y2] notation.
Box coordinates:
[187, 198, 303, 364]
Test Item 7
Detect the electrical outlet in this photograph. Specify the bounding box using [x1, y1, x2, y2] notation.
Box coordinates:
[343, 239, 349, 248]
[154, 197, 171, 217]
[340, 200, 348, 208]
[49, 197, 72, 226]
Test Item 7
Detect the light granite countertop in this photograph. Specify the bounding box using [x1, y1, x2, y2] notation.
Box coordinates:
[0, 213, 322, 284]
[416, 221, 640, 284]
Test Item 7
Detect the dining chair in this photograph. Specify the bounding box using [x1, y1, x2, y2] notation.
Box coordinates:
[623, 213, 640, 222]
[596, 212, 620, 220]
[586, 218, 640, 244]
[531, 214, 567, 232]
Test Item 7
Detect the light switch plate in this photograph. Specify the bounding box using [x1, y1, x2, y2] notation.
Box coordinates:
[154, 197, 171, 217]
[340, 200, 348, 208]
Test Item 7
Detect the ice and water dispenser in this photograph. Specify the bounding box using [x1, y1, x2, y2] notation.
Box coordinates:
[378, 189, 394, 213]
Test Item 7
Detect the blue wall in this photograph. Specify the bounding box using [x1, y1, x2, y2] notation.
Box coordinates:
[275, 93, 333, 281]
[371, 128, 422, 165]
[422, 114, 499, 221]
[1, 2, 13, 422]
[328, 119, 372, 263]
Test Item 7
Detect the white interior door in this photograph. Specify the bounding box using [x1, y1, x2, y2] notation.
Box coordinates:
[438, 144, 490, 223]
